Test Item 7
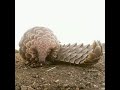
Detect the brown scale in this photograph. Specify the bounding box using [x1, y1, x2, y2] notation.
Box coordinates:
[55, 41, 103, 66]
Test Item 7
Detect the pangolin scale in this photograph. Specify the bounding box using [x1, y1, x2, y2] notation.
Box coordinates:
[54, 41, 103, 66]
[19, 27, 60, 67]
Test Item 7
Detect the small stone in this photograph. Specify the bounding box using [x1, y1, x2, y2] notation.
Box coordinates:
[32, 82, 39, 88]
[66, 87, 70, 90]
[93, 84, 98, 88]
[102, 83, 105, 87]
[35, 75, 39, 78]
[76, 87, 79, 90]
[79, 83, 85, 88]
[21, 85, 28, 90]
[68, 72, 71, 75]
[87, 82, 90, 84]
[63, 84, 69, 87]
[54, 79, 59, 83]
[15, 84, 21, 90]
[31, 74, 39, 78]
[44, 83, 50, 86]
[41, 78, 44, 80]
[27, 86, 35, 90]
[65, 80, 68, 82]
[23, 67, 27, 70]
[83, 72, 85, 74]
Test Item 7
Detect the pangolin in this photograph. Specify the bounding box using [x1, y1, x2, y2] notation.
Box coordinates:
[19, 26, 103, 67]
[19, 27, 60, 67]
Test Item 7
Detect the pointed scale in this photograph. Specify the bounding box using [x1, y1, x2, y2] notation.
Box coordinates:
[55, 41, 103, 66]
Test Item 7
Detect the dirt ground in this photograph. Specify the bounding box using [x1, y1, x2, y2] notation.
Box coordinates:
[15, 44, 105, 90]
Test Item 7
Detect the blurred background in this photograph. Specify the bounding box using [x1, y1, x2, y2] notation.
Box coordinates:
[15, 0, 105, 49]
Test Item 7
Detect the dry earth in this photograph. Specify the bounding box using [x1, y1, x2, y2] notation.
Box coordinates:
[15, 44, 105, 90]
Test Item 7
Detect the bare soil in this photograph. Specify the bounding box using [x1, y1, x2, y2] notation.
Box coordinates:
[15, 45, 105, 90]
